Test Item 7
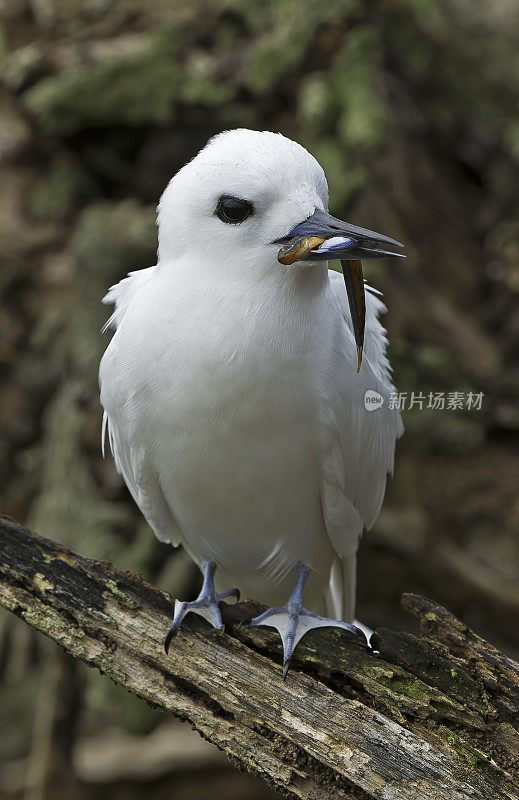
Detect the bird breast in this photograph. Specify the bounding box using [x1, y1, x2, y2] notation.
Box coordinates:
[101, 265, 337, 580]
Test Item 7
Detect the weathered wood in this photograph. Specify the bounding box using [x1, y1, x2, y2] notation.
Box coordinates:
[0, 515, 518, 800]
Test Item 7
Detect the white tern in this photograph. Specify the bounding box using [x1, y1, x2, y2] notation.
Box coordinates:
[99, 129, 404, 677]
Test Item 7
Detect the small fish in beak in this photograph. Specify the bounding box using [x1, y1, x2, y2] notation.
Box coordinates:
[275, 209, 404, 372]
[277, 236, 326, 265]
[342, 259, 365, 373]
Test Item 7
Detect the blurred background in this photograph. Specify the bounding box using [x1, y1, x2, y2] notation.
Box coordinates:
[0, 0, 518, 798]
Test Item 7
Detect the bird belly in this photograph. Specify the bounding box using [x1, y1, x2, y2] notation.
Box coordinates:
[154, 384, 333, 602]
[102, 270, 340, 607]
[133, 327, 335, 606]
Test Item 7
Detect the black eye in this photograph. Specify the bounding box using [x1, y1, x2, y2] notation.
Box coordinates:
[215, 195, 254, 224]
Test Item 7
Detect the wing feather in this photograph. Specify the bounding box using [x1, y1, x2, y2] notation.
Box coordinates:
[102, 266, 155, 332]
[321, 271, 403, 558]
[100, 268, 182, 547]
[102, 409, 181, 546]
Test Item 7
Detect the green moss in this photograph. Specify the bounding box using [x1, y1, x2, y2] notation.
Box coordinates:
[441, 728, 499, 781]
[100, 660, 127, 685]
[235, 738, 250, 749]
[91, 609, 116, 624]
[198, 716, 219, 729]
[242, 0, 357, 93]
[446, 732, 478, 767]
[388, 673, 428, 699]
[104, 579, 141, 610]
[22, 27, 238, 135]
[23, 37, 176, 133]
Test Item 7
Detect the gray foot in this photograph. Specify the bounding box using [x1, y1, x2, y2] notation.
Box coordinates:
[249, 563, 356, 679]
[164, 561, 239, 654]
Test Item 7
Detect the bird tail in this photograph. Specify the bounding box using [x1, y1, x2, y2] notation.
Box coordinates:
[326, 554, 356, 623]
[326, 554, 374, 645]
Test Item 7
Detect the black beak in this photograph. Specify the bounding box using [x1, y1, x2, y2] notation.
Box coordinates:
[274, 208, 404, 372]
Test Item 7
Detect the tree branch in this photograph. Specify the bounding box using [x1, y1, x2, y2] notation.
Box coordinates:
[1, 515, 518, 800]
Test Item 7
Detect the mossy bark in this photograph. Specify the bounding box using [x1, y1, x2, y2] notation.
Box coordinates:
[1, 516, 517, 800]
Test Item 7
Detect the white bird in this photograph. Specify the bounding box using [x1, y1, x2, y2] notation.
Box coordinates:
[99, 129, 404, 677]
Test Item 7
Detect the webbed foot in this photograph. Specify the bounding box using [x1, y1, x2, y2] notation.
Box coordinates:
[249, 563, 356, 678]
[164, 561, 239, 653]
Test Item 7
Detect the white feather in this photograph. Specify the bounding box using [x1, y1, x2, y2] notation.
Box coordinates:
[99, 129, 403, 615]
[101, 266, 155, 333]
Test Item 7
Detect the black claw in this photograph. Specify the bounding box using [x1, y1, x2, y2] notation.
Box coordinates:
[217, 587, 241, 603]
[164, 625, 177, 655]
[163, 578, 237, 652]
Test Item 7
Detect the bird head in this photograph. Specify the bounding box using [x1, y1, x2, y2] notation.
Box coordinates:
[157, 129, 404, 371]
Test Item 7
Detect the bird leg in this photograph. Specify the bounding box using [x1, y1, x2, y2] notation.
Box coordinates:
[164, 561, 239, 654]
[249, 562, 356, 679]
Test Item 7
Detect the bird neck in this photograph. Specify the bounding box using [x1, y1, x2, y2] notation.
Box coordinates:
[158, 254, 330, 299]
